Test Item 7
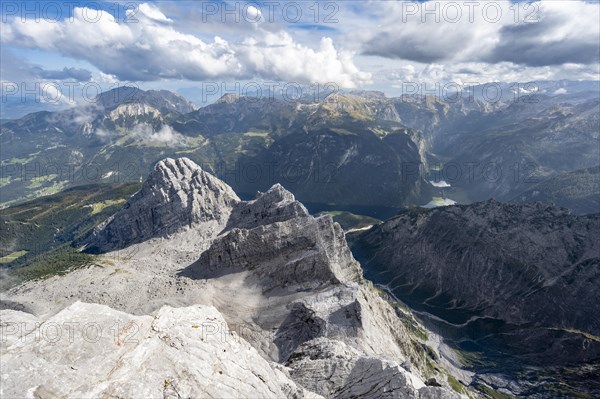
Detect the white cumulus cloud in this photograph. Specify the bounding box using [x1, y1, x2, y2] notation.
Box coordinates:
[0, 3, 370, 88]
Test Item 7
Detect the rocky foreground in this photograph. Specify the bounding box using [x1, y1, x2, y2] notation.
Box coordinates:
[1, 158, 466, 398]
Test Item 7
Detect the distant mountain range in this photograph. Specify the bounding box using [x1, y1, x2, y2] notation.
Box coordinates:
[1, 81, 598, 215]
[1, 88, 598, 396]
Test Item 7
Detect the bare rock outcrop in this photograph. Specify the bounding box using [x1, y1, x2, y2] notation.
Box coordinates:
[227, 183, 310, 229]
[287, 338, 419, 398]
[0, 302, 321, 398]
[3, 158, 467, 399]
[188, 215, 361, 290]
[83, 157, 240, 253]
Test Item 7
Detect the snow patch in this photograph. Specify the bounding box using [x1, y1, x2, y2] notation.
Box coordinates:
[421, 197, 457, 208]
[429, 180, 451, 188]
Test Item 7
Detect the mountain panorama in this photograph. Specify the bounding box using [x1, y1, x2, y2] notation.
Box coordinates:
[0, 82, 599, 399]
[1, 0, 600, 397]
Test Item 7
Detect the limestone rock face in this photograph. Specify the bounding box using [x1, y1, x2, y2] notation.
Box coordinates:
[287, 338, 419, 398]
[419, 387, 464, 399]
[4, 158, 467, 399]
[191, 215, 361, 291]
[0, 302, 320, 399]
[83, 157, 240, 253]
[108, 103, 161, 120]
[227, 183, 310, 230]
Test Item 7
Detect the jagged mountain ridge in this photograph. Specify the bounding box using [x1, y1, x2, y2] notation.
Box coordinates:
[1, 157, 467, 399]
[1, 87, 432, 209]
[96, 87, 197, 114]
[2, 81, 598, 212]
[351, 199, 600, 396]
[82, 158, 239, 253]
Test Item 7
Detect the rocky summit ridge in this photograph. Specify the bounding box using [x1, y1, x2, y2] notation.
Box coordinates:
[1, 157, 466, 399]
[82, 157, 240, 253]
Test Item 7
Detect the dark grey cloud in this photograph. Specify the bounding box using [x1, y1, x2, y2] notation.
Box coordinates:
[456, 68, 481, 75]
[362, 31, 461, 63]
[482, 17, 600, 66]
[32, 66, 92, 81]
[0, 49, 92, 82]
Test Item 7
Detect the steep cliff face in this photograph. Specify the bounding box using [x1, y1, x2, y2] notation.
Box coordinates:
[2, 158, 465, 399]
[352, 200, 600, 367]
[235, 126, 426, 207]
[355, 200, 600, 332]
[192, 215, 361, 291]
[512, 166, 600, 215]
[96, 87, 197, 114]
[83, 157, 240, 253]
[227, 183, 310, 229]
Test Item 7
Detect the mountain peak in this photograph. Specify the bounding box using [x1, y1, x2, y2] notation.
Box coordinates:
[319, 92, 376, 122]
[82, 158, 318, 253]
[95, 86, 197, 114]
[215, 93, 241, 104]
[226, 183, 309, 230]
[82, 157, 359, 292]
[256, 183, 296, 203]
[83, 158, 239, 253]
[153, 157, 203, 181]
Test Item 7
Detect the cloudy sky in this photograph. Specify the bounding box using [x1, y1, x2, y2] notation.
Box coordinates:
[1, 0, 599, 113]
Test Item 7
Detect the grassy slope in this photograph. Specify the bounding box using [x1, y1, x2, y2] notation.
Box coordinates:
[0, 183, 140, 288]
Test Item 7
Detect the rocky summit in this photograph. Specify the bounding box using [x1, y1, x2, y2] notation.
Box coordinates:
[82, 157, 240, 253]
[1, 158, 466, 399]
